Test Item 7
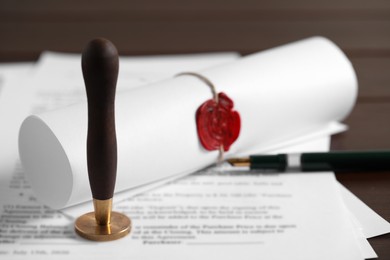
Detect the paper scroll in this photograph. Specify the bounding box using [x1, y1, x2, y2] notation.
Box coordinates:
[18, 37, 357, 209]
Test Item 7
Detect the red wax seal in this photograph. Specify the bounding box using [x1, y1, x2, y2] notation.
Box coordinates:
[196, 92, 241, 151]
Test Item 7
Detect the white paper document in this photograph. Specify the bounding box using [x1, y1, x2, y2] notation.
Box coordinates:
[0, 166, 363, 260]
[1, 37, 388, 260]
[339, 183, 390, 239]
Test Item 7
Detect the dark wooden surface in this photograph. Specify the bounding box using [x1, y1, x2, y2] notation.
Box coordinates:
[1, 0, 389, 258]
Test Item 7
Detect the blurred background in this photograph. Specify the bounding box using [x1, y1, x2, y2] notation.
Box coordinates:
[2, 0, 389, 148]
[0, 0, 389, 59]
[0, 4, 389, 162]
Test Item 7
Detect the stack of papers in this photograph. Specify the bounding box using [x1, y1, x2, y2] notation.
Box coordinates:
[1, 39, 389, 259]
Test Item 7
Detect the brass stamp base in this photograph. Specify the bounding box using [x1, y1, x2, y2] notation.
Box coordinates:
[75, 211, 131, 241]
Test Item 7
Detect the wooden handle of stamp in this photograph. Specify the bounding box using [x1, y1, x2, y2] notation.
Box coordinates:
[82, 38, 118, 200]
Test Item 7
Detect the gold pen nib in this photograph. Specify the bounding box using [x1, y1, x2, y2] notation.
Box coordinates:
[226, 157, 250, 167]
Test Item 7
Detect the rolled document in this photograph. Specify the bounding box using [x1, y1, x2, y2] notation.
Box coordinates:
[19, 37, 357, 209]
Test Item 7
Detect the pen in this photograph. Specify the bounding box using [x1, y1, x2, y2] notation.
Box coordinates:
[227, 150, 390, 172]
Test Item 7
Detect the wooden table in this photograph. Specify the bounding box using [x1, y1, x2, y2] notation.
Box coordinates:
[1, 0, 389, 258]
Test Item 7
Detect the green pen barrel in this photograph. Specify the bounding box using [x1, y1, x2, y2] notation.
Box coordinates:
[301, 151, 390, 172]
[250, 154, 287, 171]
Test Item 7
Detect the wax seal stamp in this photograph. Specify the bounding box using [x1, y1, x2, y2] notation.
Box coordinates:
[196, 92, 241, 152]
[177, 72, 241, 161]
[74, 38, 131, 241]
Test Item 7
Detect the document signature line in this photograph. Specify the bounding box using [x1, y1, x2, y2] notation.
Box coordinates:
[187, 241, 264, 245]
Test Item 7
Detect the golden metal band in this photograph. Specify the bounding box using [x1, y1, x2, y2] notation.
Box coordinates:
[93, 198, 112, 225]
